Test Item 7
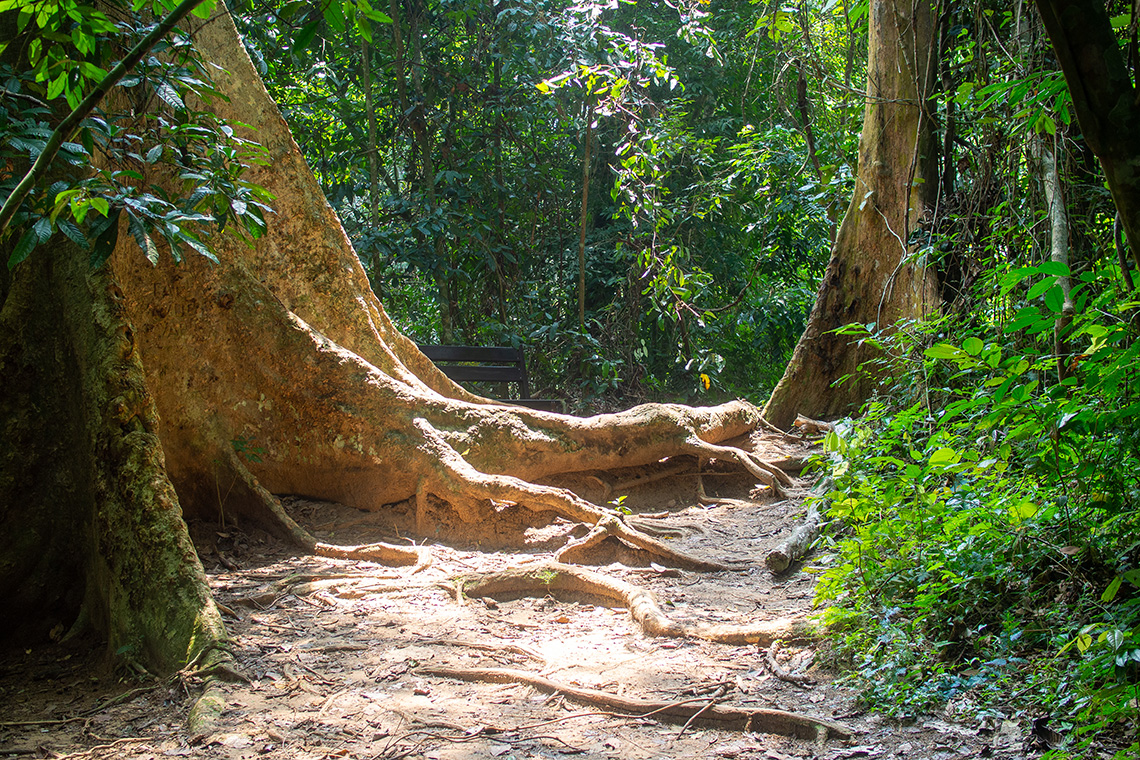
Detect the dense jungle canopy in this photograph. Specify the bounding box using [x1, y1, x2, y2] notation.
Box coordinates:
[2, 0, 1139, 755]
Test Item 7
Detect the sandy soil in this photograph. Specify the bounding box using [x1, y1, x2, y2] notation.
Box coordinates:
[0, 435, 1044, 759]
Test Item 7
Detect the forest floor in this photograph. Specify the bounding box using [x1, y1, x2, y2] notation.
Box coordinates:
[1, 433, 1044, 760]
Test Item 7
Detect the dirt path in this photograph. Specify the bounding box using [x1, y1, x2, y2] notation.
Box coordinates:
[0, 443, 1027, 759]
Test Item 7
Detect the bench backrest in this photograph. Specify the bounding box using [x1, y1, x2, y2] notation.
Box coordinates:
[417, 344, 530, 399]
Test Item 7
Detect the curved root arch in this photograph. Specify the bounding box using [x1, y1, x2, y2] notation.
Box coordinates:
[449, 562, 811, 645]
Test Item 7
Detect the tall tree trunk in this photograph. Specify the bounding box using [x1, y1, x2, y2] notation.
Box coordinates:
[0, 232, 224, 673]
[764, 0, 941, 429]
[577, 99, 595, 333]
[361, 39, 384, 298]
[407, 2, 454, 342]
[1035, 136, 1075, 381]
[1035, 0, 1140, 271]
[362, 40, 381, 230]
[389, 0, 413, 192]
[492, 43, 509, 326]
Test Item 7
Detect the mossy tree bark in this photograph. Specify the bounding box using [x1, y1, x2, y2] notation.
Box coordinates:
[763, 0, 941, 429]
[0, 234, 225, 673]
[2, 7, 783, 670]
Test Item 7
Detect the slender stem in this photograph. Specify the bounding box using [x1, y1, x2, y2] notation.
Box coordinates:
[0, 0, 210, 238]
[577, 99, 595, 334]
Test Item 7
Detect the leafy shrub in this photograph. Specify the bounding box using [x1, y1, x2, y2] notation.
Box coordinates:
[812, 266, 1140, 755]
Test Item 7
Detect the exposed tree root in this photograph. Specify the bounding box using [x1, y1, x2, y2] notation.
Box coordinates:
[228, 450, 431, 570]
[765, 641, 816, 687]
[414, 419, 740, 571]
[417, 666, 854, 740]
[697, 476, 759, 508]
[682, 439, 794, 497]
[448, 562, 811, 645]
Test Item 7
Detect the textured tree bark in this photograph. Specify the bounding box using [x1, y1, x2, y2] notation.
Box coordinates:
[2, 7, 781, 668]
[1035, 0, 1140, 271]
[1035, 136, 1075, 382]
[0, 236, 225, 673]
[763, 0, 941, 429]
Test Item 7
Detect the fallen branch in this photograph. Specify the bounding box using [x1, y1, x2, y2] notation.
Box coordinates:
[448, 562, 810, 646]
[765, 641, 815, 686]
[793, 415, 834, 437]
[418, 666, 853, 740]
[419, 637, 545, 663]
[765, 500, 822, 574]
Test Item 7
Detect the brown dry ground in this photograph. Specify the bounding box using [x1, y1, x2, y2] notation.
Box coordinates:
[1, 434, 1043, 760]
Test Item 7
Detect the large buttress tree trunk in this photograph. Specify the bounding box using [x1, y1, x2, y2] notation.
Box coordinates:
[763, 0, 941, 429]
[0, 233, 225, 671]
[2, 8, 783, 671]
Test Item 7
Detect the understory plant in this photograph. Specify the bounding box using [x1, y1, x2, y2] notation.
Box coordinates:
[812, 264, 1140, 757]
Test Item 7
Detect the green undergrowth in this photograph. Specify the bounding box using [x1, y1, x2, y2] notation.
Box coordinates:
[810, 265, 1140, 757]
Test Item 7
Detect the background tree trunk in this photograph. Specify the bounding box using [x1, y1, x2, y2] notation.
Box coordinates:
[1035, 0, 1140, 271]
[763, 0, 941, 429]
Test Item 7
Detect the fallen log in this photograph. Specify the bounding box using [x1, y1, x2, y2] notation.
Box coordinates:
[764, 500, 822, 574]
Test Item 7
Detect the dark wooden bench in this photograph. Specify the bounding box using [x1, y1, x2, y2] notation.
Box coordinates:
[417, 345, 562, 412]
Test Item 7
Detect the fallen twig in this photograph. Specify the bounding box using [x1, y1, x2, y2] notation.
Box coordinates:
[765, 641, 815, 686]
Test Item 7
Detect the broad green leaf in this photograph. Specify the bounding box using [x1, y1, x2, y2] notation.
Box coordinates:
[925, 343, 962, 360]
[58, 219, 87, 248]
[127, 213, 155, 264]
[154, 81, 184, 109]
[47, 70, 68, 101]
[1044, 285, 1065, 313]
[1037, 261, 1071, 277]
[962, 337, 983, 356]
[32, 216, 52, 243]
[8, 228, 38, 269]
[1027, 278, 1054, 300]
[1009, 500, 1038, 523]
[1102, 575, 1123, 603]
[192, 0, 219, 18]
[928, 447, 959, 466]
[823, 430, 843, 454]
[323, 1, 346, 34]
[292, 18, 320, 52]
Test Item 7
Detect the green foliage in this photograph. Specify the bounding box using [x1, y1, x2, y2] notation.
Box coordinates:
[237, 0, 852, 406]
[1, 0, 270, 269]
[813, 266, 1140, 749]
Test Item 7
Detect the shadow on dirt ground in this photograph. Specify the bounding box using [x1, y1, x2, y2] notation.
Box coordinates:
[1, 436, 1045, 759]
